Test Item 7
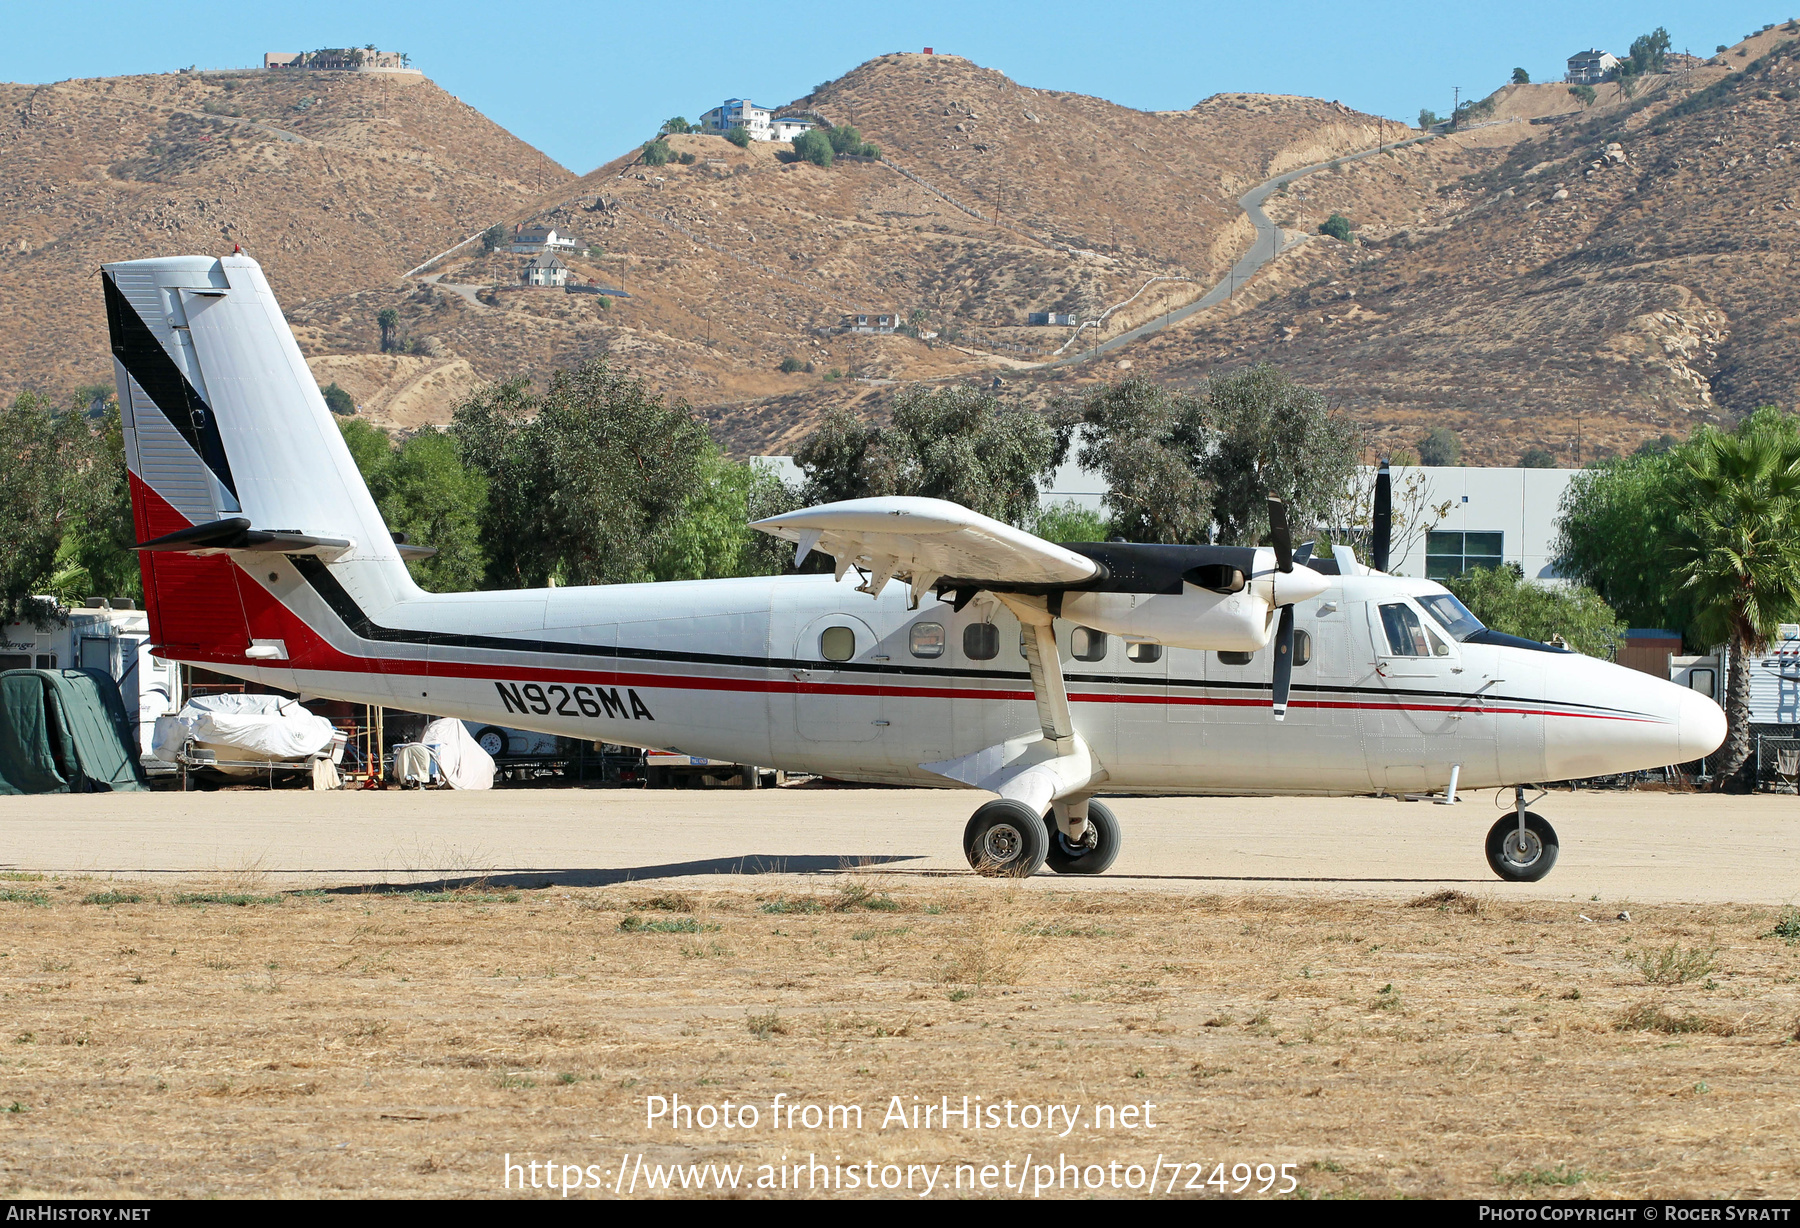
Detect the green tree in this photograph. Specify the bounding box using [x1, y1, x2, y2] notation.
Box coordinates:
[1201, 364, 1363, 546]
[481, 224, 507, 253]
[1029, 500, 1111, 543]
[791, 129, 833, 167]
[450, 360, 713, 588]
[1672, 428, 1800, 787]
[376, 308, 400, 353]
[1054, 379, 1215, 545]
[1518, 447, 1556, 468]
[793, 387, 1057, 528]
[778, 356, 804, 373]
[1624, 27, 1672, 76]
[1417, 426, 1462, 466]
[1318, 213, 1355, 242]
[662, 116, 693, 135]
[652, 451, 795, 581]
[826, 124, 867, 155]
[641, 138, 673, 166]
[1418, 108, 1441, 128]
[58, 402, 140, 607]
[382, 431, 490, 592]
[0, 392, 101, 624]
[724, 125, 752, 149]
[1445, 564, 1625, 659]
[1553, 446, 1691, 630]
[1568, 84, 1597, 107]
[1511, 67, 1531, 84]
[320, 382, 355, 415]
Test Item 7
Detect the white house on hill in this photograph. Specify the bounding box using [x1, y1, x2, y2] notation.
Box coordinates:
[510, 226, 577, 254]
[1566, 48, 1619, 84]
[771, 115, 818, 141]
[700, 99, 772, 140]
[520, 253, 570, 287]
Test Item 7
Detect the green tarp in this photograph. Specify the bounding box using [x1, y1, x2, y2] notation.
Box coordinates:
[0, 669, 149, 795]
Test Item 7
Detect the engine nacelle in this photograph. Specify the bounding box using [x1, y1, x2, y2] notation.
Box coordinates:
[1060, 586, 1270, 652]
[1057, 553, 1330, 652]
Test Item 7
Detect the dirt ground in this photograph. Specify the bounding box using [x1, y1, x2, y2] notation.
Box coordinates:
[0, 788, 1796, 1199]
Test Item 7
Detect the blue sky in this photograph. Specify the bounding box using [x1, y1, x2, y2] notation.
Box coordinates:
[3, 1, 1783, 171]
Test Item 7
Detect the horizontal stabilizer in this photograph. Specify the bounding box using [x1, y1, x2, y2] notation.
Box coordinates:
[751, 496, 1100, 601]
[134, 517, 354, 560]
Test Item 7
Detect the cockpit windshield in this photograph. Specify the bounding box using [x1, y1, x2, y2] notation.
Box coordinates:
[1417, 592, 1485, 642]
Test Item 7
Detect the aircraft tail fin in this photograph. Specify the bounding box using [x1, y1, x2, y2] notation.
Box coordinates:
[103, 253, 415, 664]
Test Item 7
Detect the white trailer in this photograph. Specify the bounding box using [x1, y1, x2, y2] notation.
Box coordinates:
[0, 600, 183, 770]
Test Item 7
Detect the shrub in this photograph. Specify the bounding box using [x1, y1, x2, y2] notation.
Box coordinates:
[778, 356, 804, 373]
[641, 138, 672, 166]
[1518, 447, 1556, 468]
[481, 224, 506, 252]
[1418, 108, 1441, 128]
[1416, 426, 1461, 466]
[661, 116, 692, 135]
[1624, 942, 1717, 985]
[677, 152, 696, 165]
[791, 129, 833, 167]
[1318, 213, 1355, 243]
[1568, 84, 1597, 107]
[724, 126, 752, 149]
[320, 382, 355, 415]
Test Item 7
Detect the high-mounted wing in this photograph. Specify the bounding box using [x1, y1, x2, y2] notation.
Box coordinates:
[751, 496, 1100, 603]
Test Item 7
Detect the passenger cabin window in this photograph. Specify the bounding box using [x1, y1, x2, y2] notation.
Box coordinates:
[963, 623, 999, 661]
[1218, 650, 1254, 666]
[1126, 642, 1162, 664]
[1379, 603, 1450, 657]
[1070, 626, 1107, 662]
[820, 625, 856, 662]
[909, 622, 945, 658]
[1293, 630, 1312, 667]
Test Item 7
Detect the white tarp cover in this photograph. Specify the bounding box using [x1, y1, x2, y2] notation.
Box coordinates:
[152, 693, 336, 765]
[420, 717, 496, 790]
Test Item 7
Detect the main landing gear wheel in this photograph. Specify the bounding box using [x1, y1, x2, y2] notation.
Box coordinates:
[1043, 799, 1122, 875]
[473, 726, 509, 757]
[1485, 811, 1559, 882]
[964, 799, 1049, 878]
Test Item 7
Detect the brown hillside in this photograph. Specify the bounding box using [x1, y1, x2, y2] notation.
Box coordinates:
[1035, 25, 1800, 465]
[293, 53, 1396, 444]
[0, 67, 570, 400]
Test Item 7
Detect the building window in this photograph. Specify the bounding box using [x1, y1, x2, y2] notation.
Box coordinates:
[1293, 630, 1312, 667]
[909, 622, 945, 658]
[963, 623, 999, 661]
[1070, 627, 1107, 662]
[1218, 650, 1253, 666]
[820, 626, 856, 662]
[1126, 642, 1162, 664]
[1425, 530, 1504, 579]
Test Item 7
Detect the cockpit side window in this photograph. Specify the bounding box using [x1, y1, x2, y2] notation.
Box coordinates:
[1380, 602, 1453, 657]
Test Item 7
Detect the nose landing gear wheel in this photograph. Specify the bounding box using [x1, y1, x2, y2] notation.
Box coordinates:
[1043, 799, 1122, 875]
[1485, 811, 1559, 882]
[963, 799, 1049, 877]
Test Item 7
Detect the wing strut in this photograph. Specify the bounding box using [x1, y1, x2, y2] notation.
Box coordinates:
[1000, 595, 1076, 756]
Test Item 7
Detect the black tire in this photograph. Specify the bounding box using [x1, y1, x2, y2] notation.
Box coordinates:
[473, 726, 509, 757]
[1485, 811, 1559, 882]
[1043, 799, 1122, 875]
[963, 799, 1049, 878]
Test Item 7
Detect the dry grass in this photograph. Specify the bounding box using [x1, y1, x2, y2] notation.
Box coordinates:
[0, 875, 1796, 1199]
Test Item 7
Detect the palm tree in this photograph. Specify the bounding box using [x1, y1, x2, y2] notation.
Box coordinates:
[376, 308, 400, 353]
[1675, 427, 1800, 788]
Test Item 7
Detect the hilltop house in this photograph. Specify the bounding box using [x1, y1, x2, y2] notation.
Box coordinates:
[1028, 311, 1076, 326]
[265, 48, 416, 73]
[509, 226, 578, 254]
[520, 253, 570, 287]
[844, 313, 898, 334]
[770, 115, 819, 141]
[700, 99, 771, 140]
[1565, 48, 1619, 84]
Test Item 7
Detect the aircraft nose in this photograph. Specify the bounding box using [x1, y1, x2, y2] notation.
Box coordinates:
[1679, 685, 1727, 762]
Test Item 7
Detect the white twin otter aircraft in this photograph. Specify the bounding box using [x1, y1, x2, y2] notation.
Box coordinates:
[107, 255, 1726, 882]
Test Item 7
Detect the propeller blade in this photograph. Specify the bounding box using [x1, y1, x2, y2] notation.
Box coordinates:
[1272, 603, 1295, 722]
[1371, 460, 1392, 573]
[1267, 497, 1293, 573]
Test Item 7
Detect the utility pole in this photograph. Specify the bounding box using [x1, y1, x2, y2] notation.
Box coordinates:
[1452, 85, 1460, 129]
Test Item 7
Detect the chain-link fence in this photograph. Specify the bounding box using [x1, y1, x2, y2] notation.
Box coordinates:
[1755, 735, 1800, 793]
